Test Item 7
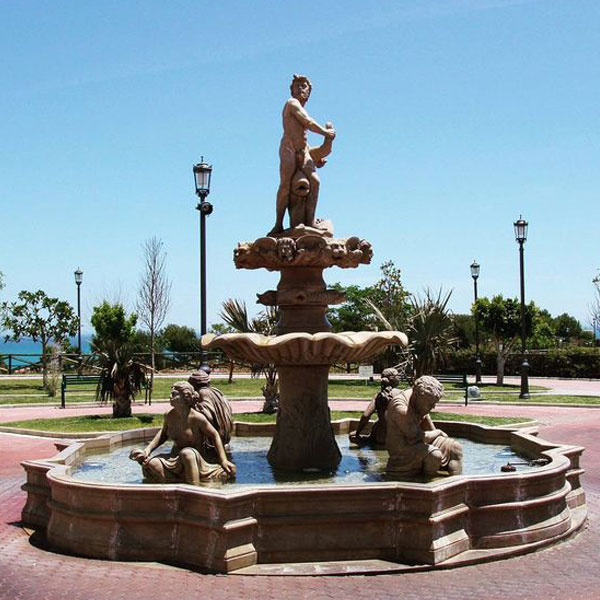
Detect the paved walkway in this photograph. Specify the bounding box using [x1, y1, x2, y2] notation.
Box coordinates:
[1, 401, 599, 599]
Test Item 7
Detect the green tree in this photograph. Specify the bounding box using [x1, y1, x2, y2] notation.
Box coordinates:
[473, 295, 536, 384]
[1, 290, 78, 391]
[370, 260, 412, 330]
[553, 313, 582, 344]
[328, 261, 411, 333]
[160, 324, 199, 353]
[91, 302, 146, 418]
[451, 314, 475, 349]
[327, 284, 378, 332]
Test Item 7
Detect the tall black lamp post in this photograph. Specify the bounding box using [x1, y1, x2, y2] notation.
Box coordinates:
[193, 157, 213, 373]
[470, 260, 482, 383]
[74, 268, 83, 355]
[514, 216, 530, 399]
[593, 273, 600, 341]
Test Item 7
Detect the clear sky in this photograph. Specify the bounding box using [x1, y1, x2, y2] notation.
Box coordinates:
[1, 0, 599, 334]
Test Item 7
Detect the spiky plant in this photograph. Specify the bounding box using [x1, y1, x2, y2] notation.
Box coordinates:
[220, 299, 279, 413]
[91, 302, 147, 418]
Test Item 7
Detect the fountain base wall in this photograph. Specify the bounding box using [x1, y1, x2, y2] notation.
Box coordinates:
[21, 421, 587, 574]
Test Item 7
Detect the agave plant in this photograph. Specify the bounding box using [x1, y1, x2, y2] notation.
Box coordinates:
[368, 287, 457, 378]
[407, 288, 457, 377]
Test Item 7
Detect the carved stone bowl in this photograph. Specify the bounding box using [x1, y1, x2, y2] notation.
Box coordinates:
[201, 331, 408, 366]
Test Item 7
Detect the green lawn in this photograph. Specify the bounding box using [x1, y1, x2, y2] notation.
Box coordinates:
[0, 410, 532, 433]
[0, 376, 551, 406]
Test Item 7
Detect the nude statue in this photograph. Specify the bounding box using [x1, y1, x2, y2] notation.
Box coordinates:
[269, 74, 336, 236]
[349, 368, 402, 447]
[130, 381, 236, 485]
[385, 376, 463, 477]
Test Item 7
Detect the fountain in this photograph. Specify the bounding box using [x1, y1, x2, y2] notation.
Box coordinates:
[20, 75, 587, 574]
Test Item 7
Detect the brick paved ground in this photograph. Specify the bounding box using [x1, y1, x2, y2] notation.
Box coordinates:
[1, 402, 599, 599]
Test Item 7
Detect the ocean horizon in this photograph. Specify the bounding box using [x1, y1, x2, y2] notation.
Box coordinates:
[0, 334, 93, 355]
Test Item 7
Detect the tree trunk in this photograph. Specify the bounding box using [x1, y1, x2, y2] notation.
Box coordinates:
[41, 340, 49, 391]
[496, 352, 507, 385]
[112, 379, 132, 418]
[228, 360, 234, 383]
[149, 330, 155, 405]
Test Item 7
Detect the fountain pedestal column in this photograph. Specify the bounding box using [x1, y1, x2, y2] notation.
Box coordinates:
[268, 364, 340, 470]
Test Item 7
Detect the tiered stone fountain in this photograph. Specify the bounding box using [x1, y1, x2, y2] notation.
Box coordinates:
[203, 73, 406, 470]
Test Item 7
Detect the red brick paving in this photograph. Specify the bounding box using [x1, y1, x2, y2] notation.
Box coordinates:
[1, 402, 600, 599]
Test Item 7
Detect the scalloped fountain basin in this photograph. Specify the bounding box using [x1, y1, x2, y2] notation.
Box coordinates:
[21, 420, 587, 575]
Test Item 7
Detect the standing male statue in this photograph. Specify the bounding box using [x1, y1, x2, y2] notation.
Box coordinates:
[269, 74, 336, 236]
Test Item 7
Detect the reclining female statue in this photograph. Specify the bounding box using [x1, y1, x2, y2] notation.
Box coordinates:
[130, 381, 236, 485]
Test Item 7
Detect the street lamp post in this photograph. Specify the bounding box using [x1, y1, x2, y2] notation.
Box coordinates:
[193, 157, 213, 373]
[514, 216, 530, 399]
[470, 260, 482, 383]
[593, 274, 600, 341]
[74, 268, 83, 355]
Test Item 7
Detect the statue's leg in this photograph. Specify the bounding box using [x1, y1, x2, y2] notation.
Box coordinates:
[305, 169, 320, 227]
[143, 457, 167, 482]
[270, 151, 295, 235]
[422, 447, 443, 475]
[446, 439, 463, 475]
[179, 448, 201, 485]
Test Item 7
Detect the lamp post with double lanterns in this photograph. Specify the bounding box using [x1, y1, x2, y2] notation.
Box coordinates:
[514, 216, 530, 399]
[470, 260, 482, 383]
[193, 158, 213, 372]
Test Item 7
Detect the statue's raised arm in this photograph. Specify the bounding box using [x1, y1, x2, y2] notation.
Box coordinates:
[269, 74, 336, 237]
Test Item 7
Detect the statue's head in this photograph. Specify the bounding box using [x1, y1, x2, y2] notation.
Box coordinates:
[381, 367, 400, 389]
[290, 74, 312, 101]
[188, 371, 210, 390]
[171, 381, 199, 407]
[411, 376, 443, 417]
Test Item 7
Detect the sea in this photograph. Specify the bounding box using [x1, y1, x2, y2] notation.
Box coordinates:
[0, 334, 93, 356]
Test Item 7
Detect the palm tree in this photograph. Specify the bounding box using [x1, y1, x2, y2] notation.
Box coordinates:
[220, 299, 279, 413]
[94, 336, 147, 418]
[91, 301, 148, 418]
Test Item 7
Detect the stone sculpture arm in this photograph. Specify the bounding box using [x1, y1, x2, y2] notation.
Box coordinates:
[133, 424, 168, 465]
[349, 398, 376, 444]
[421, 413, 447, 443]
[288, 98, 336, 139]
[194, 414, 237, 476]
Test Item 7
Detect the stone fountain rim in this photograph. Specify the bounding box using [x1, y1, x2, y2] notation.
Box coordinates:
[21, 419, 587, 575]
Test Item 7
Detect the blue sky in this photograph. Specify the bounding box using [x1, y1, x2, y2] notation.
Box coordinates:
[1, 0, 599, 333]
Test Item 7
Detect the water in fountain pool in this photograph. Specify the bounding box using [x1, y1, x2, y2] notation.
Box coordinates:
[71, 435, 536, 488]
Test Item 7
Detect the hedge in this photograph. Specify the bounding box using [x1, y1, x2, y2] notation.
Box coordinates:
[443, 347, 600, 379]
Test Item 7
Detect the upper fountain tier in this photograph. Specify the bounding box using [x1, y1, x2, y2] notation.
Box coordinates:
[234, 229, 373, 272]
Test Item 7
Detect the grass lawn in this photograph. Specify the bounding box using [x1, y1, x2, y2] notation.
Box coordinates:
[1, 410, 532, 433]
[0, 376, 551, 405]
